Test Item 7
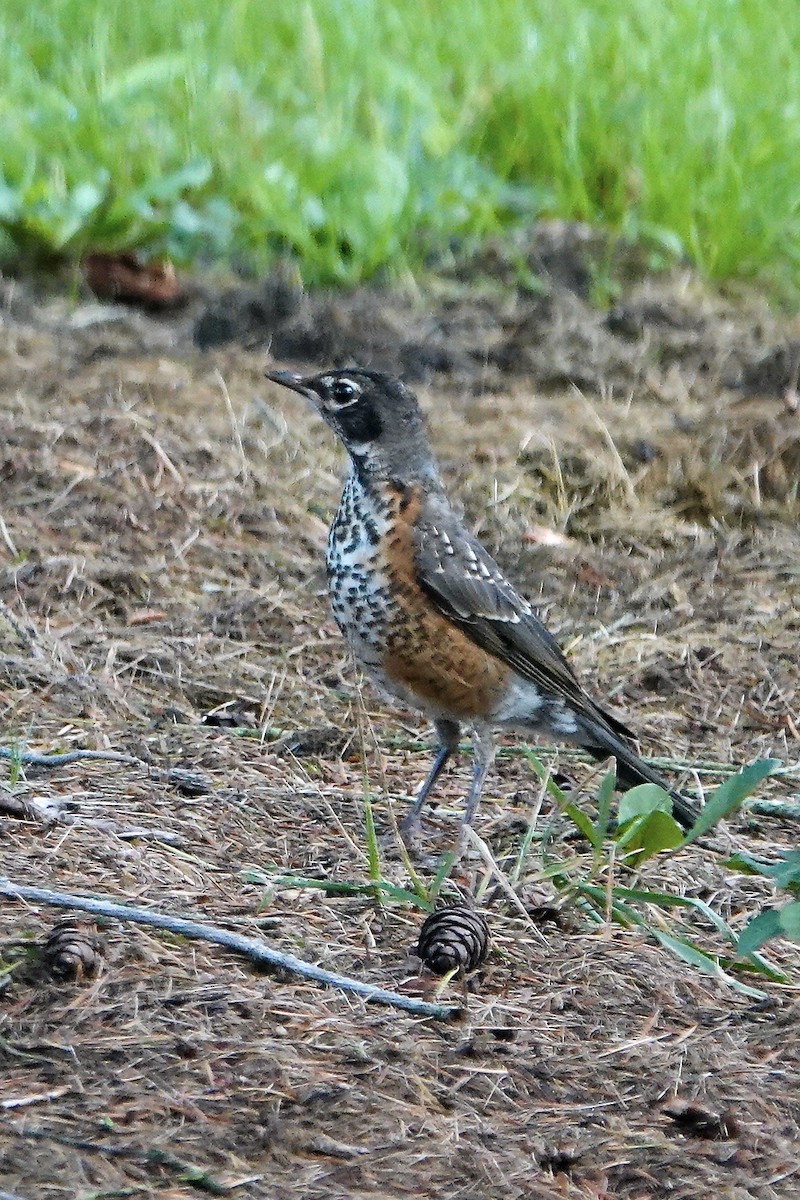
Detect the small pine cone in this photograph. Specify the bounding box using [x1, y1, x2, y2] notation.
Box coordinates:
[416, 906, 490, 975]
[41, 920, 102, 981]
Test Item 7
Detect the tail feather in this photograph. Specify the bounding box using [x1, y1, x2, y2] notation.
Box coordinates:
[582, 723, 700, 831]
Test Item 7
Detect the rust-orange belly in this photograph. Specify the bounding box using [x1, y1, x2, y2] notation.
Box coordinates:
[378, 485, 510, 721]
[382, 601, 510, 720]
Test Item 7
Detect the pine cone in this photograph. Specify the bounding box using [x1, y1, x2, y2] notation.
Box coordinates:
[41, 920, 102, 981]
[416, 906, 490, 974]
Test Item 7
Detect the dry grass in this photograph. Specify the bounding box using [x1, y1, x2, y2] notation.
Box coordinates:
[1, 262, 799, 1199]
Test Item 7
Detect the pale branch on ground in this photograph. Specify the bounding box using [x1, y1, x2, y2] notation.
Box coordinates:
[0, 877, 456, 1020]
[0, 746, 210, 795]
[746, 799, 800, 821]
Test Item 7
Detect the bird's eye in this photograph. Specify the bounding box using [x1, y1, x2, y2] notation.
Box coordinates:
[330, 378, 361, 406]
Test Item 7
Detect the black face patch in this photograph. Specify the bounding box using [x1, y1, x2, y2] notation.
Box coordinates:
[334, 397, 383, 445]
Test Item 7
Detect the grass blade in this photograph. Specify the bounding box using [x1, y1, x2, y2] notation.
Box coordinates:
[650, 931, 767, 1000]
[681, 758, 782, 844]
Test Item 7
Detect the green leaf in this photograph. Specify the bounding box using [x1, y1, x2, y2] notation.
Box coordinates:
[725, 851, 772, 878]
[616, 809, 685, 861]
[578, 880, 772, 994]
[361, 787, 381, 895]
[617, 784, 672, 824]
[523, 751, 568, 806]
[0, 180, 21, 221]
[738, 909, 783, 956]
[681, 758, 782, 844]
[593, 769, 616, 844]
[564, 802, 598, 846]
[779, 901, 800, 942]
[428, 848, 457, 904]
[137, 160, 212, 204]
[764, 851, 800, 891]
[578, 882, 787, 982]
[652, 932, 766, 999]
[611, 886, 786, 979]
[100, 54, 191, 103]
[726, 851, 800, 893]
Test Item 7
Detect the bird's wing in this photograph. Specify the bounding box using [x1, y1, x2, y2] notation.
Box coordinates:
[414, 511, 634, 739]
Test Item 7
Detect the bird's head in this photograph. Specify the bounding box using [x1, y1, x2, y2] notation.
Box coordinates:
[266, 367, 437, 483]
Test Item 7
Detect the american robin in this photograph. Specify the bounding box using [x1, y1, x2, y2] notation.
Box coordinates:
[266, 367, 700, 832]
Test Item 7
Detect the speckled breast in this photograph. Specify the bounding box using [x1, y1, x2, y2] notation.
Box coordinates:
[325, 473, 513, 724]
[325, 473, 397, 677]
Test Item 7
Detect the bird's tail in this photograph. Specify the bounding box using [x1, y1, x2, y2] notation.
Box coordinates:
[580, 716, 700, 831]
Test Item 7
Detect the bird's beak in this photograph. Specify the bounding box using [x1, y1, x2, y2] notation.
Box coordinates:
[265, 368, 317, 400]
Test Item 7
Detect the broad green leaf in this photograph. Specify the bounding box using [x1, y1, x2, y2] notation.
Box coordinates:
[738, 909, 783, 956]
[138, 160, 212, 204]
[681, 758, 782, 844]
[0, 180, 21, 220]
[725, 851, 772, 878]
[617, 784, 672, 824]
[763, 851, 800, 891]
[52, 180, 108, 248]
[616, 809, 687, 860]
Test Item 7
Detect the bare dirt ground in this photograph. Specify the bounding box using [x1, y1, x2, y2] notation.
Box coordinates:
[1, 226, 799, 1199]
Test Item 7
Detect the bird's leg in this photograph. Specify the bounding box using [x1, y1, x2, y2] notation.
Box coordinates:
[400, 719, 460, 833]
[461, 724, 497, 828]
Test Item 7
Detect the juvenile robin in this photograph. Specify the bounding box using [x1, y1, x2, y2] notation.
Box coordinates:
[266, 368, 701, 832]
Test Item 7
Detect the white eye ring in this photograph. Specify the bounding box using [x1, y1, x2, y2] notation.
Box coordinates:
[329, 377, 361, 407]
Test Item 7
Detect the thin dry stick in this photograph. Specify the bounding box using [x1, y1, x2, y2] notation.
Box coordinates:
[0, 747, 140, 768]
[0, 747, 210, 795]
[0, 877, 455, 1020]
[463, 826, 545, 937]
[373, 735, 800, 781]
[747, 799, 800, 821]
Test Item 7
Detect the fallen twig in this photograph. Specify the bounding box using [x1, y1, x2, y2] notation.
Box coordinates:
[0, 877, 456, 1020]
[0, 788, 185, 841]
[0, 746, 210, 796]
[1, 747, 141, 769]
[746, 798, 800, 821]
[1, 1087, 71, 1110]
[352, 734, 800, 782]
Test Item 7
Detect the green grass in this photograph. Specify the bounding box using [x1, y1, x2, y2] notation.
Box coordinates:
[2, 0, 800, 290]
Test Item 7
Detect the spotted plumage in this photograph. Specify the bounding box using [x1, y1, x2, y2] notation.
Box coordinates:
[266, 367, 701, 832]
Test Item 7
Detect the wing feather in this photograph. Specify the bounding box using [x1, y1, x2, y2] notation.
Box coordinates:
[413, 507, 701, 827]
[415, 513, 634, 739]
